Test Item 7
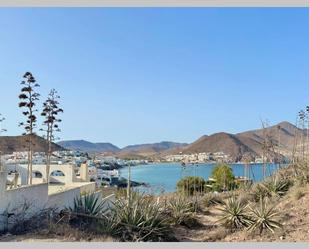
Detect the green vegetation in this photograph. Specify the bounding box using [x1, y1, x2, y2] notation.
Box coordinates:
[262, 177, 292, 197]
[70, 193, 106, 217]
[217, 196, 251, 230]
[252, 176, 292, 201]
[211, 163, 235, 191]
[247, 199, 282, 234]
[166, 196, 197, 227]
[203, 193, 224, 207]
[110, 193, 171, 242]
[176, 176, 206, 196]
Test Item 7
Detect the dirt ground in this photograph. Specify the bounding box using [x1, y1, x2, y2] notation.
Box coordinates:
[174, 185, 309, 242]
[1, 185, 309, 242]
[0, 232, 116, 242]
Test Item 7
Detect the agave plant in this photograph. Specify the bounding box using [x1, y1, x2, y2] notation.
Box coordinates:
[203, 193, 224, 207]
[247, 199, 282, 234]
[262, 177, 291, 197]
[111, 193, 171, 242]
[166, 195, 196, 226]
[70, 193, 106, 217]
[217, 196, 252, 230]
[252, 183, 269, 202]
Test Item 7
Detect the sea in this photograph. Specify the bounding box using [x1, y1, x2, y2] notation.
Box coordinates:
[119, 163, 283, 194]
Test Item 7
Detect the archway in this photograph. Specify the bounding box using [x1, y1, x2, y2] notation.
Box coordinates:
[49, 170, 66, 184]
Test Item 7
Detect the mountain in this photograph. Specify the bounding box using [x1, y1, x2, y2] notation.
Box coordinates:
[57, 140, 120, 153]
[181, 132, 255, 161]
[173, 121, 303, 161]
[57, 121, 302, 161]
[0, 135, 64, 154]
[236, 121, 302, 156]
[117, 141, 188, 158]
[58, 140, 188, 158]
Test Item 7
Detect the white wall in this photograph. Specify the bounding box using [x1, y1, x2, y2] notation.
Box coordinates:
[0, 170, 103, 232]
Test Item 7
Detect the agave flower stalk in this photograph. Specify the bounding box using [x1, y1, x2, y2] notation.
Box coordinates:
[18, 72, 40, 185]
[40, 89, 63, 183]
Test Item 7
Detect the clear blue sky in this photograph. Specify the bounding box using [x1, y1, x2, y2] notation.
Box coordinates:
[0, 8, 308, 148]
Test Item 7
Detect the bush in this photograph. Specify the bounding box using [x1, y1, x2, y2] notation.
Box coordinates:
[110, 193, 172, 242]
[8, 203, 56, 235]
[217, 196, 252, 230]
[176, 176, 206, 196]
[247, 199, 282, 234]
[203, 193, 224, 207]
[211, 163, 235, 191]
[70, 193, 106, 217]
[251, 177, 291, 202]
[251, 183, 270, 202]
[262, 177, 292, 197]
[166, 196, 197, 227]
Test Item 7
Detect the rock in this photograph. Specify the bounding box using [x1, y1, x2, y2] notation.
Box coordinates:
[279, 235, 285, 240]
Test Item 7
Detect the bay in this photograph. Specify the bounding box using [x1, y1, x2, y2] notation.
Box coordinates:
[119, 163, 282, 194]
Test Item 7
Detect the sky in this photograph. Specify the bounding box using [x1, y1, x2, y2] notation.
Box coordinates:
[0, 8, 309, 148]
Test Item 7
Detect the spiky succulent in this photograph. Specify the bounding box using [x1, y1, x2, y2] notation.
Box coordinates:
[247, 198, 282, 234]
[217, 196, 252, 230]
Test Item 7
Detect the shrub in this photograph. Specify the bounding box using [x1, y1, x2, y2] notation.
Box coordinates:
[262, 177, 292, 197]
[217, 196, 252, 230]
[203, 193, 224, 207]
[110, 193, 172, 242]
[247, 199, 282, 234]
[166, 196, 195, 225]
[252, 177, 291, 202]
[176, 176, 206, 196]
[70, 193, 106, 217]
[8, 202, 56, 235]
[211, 163, 235, 191]
[251, 183, 270, 202]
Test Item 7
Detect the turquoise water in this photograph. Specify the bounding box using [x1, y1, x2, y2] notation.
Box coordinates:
[119, 163, 281, 194]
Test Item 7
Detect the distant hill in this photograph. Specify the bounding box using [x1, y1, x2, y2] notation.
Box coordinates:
[177, 121, 303, 161]
[117, 141, 188, 158]
[57, 140, 120, 153]
[181, 132, 255, 161]
[0, 135, 64, 154]
[57, 121, 303, 161]
[57, 140, 188, 158]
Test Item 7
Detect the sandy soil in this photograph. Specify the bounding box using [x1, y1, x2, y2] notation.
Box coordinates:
[174, 185, 309, 242]
[0, 232, 115, 242]
[1, 185, 309, 242]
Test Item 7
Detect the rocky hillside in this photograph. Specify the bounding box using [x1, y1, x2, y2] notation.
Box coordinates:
[164, 121, 304, 161]
[0, 135, 64, 154]
[58, 121, 303, 161]
[117, 141, 188, 158]
[57, 140, 120, 153]
[181, 132, 255, 161]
